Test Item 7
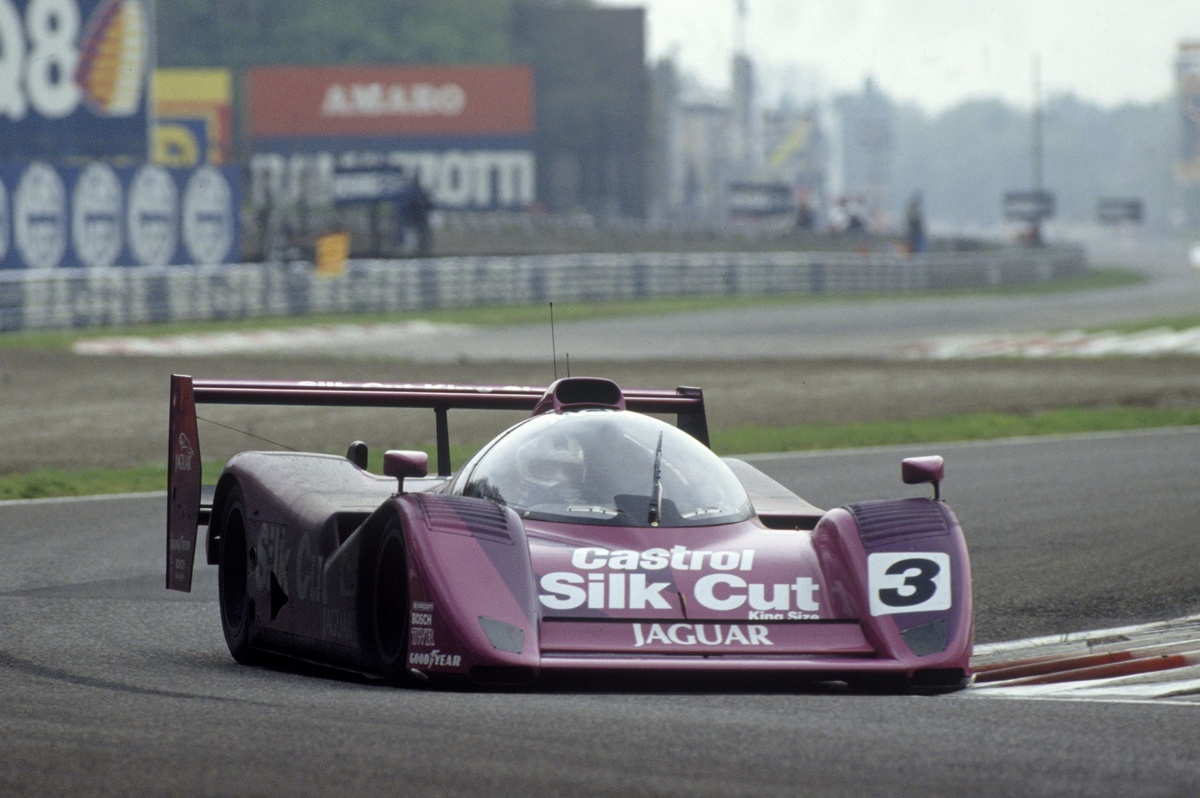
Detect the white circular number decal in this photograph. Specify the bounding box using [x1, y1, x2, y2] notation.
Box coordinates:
[72, 161, 122, 267]
[868, 552, 952, 616]
[14, 160, 67, 268]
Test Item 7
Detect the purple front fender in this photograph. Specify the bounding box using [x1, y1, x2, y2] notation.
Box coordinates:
[396, 494, 542, 681]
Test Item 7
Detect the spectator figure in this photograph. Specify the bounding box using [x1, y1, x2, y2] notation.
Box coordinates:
[827, 197, 849, 233]
[404, 176, 433, 256]
[793, 187, 816, 231]
[845, 196, 867, 233]
[906, 192, 926, 254]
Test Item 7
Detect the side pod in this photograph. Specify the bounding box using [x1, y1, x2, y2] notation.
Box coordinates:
[167, 375, 202, 592]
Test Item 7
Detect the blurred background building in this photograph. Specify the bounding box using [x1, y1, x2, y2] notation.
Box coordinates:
[2, 0, 1198, 271]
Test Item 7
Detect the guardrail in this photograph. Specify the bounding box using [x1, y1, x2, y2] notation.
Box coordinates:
[0, 246, 1087, 333]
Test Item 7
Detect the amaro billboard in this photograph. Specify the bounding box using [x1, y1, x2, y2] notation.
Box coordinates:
[248, 65, 536, 212]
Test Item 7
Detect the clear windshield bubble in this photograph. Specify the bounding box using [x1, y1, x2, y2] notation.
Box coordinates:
[455, 409, 753, 528]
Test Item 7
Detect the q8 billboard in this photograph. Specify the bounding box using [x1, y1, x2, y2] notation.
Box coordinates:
[0, 0, 151, 161]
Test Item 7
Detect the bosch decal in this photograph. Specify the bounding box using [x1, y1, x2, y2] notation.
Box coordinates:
[410, 600, 435, 647]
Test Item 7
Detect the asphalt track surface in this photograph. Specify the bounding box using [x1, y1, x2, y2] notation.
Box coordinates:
[3, 238, 1199, 796]
[2, 429, 1199, 797]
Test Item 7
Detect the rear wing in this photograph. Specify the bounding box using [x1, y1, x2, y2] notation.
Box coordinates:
[167, 374, 708, 591]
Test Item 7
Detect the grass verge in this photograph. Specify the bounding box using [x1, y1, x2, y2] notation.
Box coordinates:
[4, 405, 1197, 501]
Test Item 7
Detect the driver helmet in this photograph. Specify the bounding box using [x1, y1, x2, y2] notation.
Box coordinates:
[517, 431, 586, 488]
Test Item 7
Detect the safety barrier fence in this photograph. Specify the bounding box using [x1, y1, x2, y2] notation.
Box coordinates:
[0, 246, 1086, 333]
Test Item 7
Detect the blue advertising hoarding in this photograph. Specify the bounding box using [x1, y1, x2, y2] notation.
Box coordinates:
[0, 161, 240, 269]
[0, 0, 152, 161]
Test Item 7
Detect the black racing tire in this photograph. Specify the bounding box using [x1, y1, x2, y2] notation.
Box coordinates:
[359, 518, 410, 684]
[845, 670, 970, 695]
[217, 484, 260, 665]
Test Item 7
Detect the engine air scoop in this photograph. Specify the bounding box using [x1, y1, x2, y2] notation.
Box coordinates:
[532, 377, 627, 415]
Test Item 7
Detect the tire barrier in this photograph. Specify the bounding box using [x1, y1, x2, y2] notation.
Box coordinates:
[0, 246, 1087, 333]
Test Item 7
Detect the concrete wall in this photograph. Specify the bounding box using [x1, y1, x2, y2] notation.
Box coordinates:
[0, 246, 1087, 333]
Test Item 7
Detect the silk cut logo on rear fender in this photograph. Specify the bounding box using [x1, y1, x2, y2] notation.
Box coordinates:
[867, 552, 951, 616]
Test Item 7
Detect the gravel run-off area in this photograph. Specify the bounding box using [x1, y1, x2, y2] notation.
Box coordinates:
[3, 346, 1198, 474]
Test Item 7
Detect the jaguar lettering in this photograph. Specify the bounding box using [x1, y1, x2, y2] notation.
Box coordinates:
[633, 623, 773, 648]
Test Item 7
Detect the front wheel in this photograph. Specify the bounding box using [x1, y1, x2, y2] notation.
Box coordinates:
[359, 518, 410, 683]
[217, 484, 260, 665]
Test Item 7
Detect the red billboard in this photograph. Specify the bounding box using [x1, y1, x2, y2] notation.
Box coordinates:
[249, 65, 534, 139]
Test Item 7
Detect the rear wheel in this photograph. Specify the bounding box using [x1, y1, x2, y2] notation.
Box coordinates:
[217, 484, 260, 665]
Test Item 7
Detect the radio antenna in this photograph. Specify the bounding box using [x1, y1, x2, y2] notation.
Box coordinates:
[550, 302, 558, 380]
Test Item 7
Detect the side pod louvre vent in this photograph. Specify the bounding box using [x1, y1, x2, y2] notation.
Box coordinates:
[847, 499, 950, 548]
[419, 495, 514, 545]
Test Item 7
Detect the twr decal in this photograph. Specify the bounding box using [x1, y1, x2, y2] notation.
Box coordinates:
[174, 433, 195, 471]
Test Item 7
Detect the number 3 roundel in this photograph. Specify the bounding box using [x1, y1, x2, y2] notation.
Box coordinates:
[867, 552, 952, 616]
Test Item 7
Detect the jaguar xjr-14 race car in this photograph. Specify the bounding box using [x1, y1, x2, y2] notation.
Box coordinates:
[167, 375, 973, 691]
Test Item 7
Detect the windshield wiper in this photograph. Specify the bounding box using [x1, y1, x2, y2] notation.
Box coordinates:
[648, 431, 663, 526]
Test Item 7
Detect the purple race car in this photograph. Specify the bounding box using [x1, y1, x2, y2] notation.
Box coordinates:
[168, 374, 973, 692]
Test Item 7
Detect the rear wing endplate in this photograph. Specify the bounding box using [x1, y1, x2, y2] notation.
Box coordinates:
[167, 375, 202, 591]
[165, 374, 708, 592]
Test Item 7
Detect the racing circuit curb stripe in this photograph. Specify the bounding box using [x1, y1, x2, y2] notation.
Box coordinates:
[975, 639, 1200, 683]
[967, 615, 1200, 700]
[977, 649, 1200, 687]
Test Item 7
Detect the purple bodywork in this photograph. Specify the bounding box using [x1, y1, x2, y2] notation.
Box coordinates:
[168, 375, 973, 691]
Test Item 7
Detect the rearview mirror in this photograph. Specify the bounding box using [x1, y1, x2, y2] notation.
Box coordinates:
[901, 455, 944, 500]
[384, 450, 430, 493]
